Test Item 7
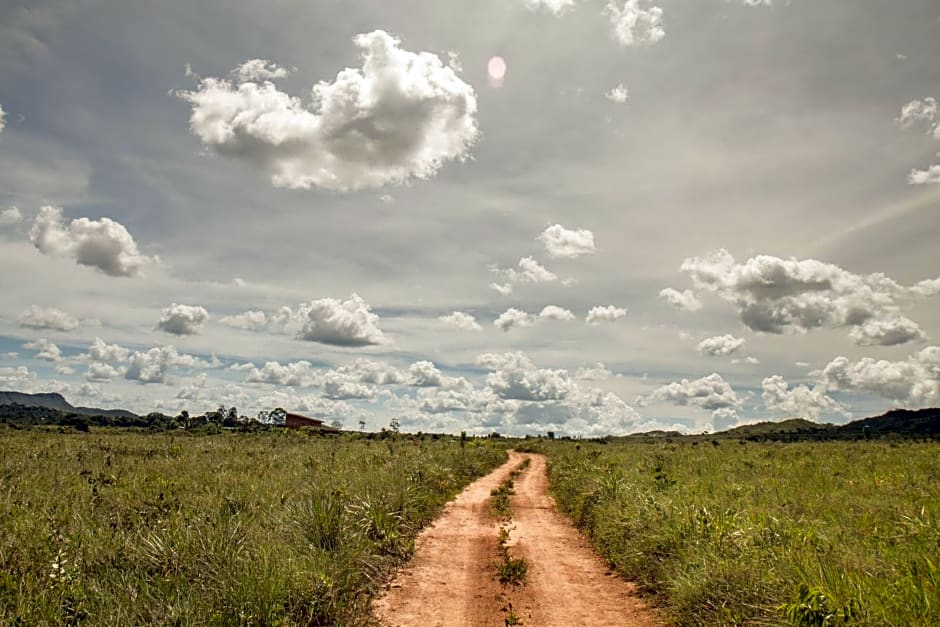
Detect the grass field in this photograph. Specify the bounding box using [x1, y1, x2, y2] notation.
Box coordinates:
[539, 439, 940, 626]
[0, 428, 505, 625]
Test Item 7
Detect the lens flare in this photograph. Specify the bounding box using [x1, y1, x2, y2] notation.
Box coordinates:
[487, 56, 507, 87]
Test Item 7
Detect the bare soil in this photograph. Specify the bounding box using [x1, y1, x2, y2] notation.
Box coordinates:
[372, 451, 660, 626]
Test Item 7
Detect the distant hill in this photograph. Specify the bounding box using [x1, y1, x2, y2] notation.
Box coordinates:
[716, 408, 940, 441]
[0, 391, 138, 419]
[836, 407, 940, 437]
[720, 418, 836, 438]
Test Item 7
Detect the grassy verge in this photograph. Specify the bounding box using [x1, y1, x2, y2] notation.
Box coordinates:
[0, 428, 506, 625]
[541, 439, 940, 626]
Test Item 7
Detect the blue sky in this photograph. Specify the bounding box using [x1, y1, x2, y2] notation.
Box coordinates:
[1, 0, 939, 435]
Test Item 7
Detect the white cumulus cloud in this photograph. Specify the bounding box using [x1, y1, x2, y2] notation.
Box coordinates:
[246, 361, 321, 387]
[297, 294, 386, 346]
[677, 249, 937, 346]
[24, 338, 62, 362]
[659, 288, 703, 311]
[908, 165, 940, 185]
[605, 84, 629, 104]
[231, 59, 291, 82]
[539, 305, 576, 321]
[18, 305, 79, 332]
[495, 308, 537, 332]
[537, 224, 596, 258]
[29, 206, 155, 277]
[640, 373, 740, 411]
[697, 334, 746, 357]
[524, 0, 578, 15]
[606, 0, 665, 47]
[178, 30, 478, 191]
[85, 362, 122, 382]
[482, 352, 573, 401]
[219, 310, 269, 331]
[125, 346, 207, 384]
[439, 311, 482, 331]
[761, 375, 847, 421]
[821, 347, 940, 407]
[157, 303, 210, 336]
[586, 305, 627, 324]
[0, 206, 23, 225]
[87, 338, 130, 363]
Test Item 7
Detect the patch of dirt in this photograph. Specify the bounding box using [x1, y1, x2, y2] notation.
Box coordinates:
[373, 451, 660, 626]
[507, 453, 660, 626]
[371, 453, 520, 627]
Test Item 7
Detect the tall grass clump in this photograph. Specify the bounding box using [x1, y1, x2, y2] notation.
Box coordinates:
[0, 428, 506, 625]
[543, 440, 940, 626]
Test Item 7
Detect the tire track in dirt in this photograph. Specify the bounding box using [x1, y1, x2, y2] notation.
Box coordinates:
[372, 451, 659, 626]
[372, 452, 523, 627]
[507, 453, 660, 626]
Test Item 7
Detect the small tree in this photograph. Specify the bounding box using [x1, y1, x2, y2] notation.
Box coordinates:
[389, 417, 401, 433]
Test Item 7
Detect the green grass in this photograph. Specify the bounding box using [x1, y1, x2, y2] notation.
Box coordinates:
[540, 439, 940, 626]
[0, 428, 506, 625]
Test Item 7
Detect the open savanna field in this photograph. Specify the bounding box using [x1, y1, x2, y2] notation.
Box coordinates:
[0, 428, 505, 625]
[1, 428, 938, 626]
[536, 438, 940, 626]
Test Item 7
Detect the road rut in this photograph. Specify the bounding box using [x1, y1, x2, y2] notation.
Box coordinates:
[372, 451, 659, 626]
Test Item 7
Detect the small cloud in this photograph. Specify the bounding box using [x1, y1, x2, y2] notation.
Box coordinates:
[0, 206, 23, 225]
[605, 83, 629, 104]
[157, 303, 210, 336]
[495, 308, 537, 332]
[586, 305, 627, 324]
[439, 311, 482, 331]
[538, 224, 596, 258]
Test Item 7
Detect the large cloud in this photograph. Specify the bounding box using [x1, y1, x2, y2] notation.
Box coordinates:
[297, 294, 386, 346]
[124, 346, 207, 384]
[639, 373, 740, 411]
[537, 224, 596, 258]
[675, 249, 936, 346]
[821, 347, 940, 407]
[606, 0, 665, 47]
[157, 303, 209, 336]
[697, 334, 746, 357]
[178, 30, 478, 191]
[761, 375, 847, 421]
[480, 352, 573, 401]
[29, 206, 155, 277]
[18, 305, 79, 332]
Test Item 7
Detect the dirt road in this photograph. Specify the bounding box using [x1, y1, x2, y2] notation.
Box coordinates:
[372, 451, 659, 627]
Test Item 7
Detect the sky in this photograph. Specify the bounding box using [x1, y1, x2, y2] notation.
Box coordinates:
[1, 0, 939, 436]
